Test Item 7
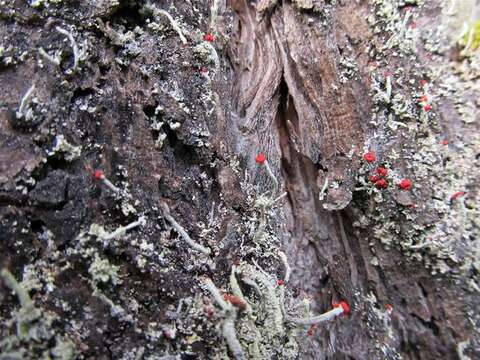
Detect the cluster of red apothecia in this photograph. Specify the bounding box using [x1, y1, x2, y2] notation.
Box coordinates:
[363, 152, 412, 191]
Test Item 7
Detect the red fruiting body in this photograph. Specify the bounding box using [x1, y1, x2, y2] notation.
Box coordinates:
[200, 67, 208, 73]
[255, 153, 266, 164]
[375, 178, 388, 189]
[363, 152, 376, 163]
[203, 33, 215, 42]
[307, 325, 316, 337]
[409, 22, 417, 29]
[450, 191, 466, 201]
[204, 305, 215, 318]
[442, 139, 449, 145]
[419, 79, 427, 87]
[386, 304, 393, 312]
[398, 178, 412, 190]
[333, 300, 351, 315]
[276, 279, 285, 286]
[369, 175, 380, 183]
[93, 170, 104, 180]
[376, 167, 388, 177]
[418, 95, 428, 103]
[423, 104, 433, 112]
[340, 301, 351, 315]
[223, 294, 247, 310]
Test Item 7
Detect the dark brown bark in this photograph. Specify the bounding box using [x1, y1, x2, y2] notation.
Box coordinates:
[1, 0, 479, 359]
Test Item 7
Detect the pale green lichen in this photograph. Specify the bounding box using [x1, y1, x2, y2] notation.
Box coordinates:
[88, 216, 146, 242]
[370, 0, 421, 54]
[88, 254, 122, 286]
[203, 278, 243, 359]
[143, 3, 188, 44]
[30, 0, 62, 9]
[161, 203, 211, 255]
[0, 269, 76, 359]
[353, 0, 480, 279]
[48, 135, 81, 162]
[193, 42, 219, 72]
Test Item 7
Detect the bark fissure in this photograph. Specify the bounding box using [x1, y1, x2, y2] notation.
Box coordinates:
[229, 3, 374, 358]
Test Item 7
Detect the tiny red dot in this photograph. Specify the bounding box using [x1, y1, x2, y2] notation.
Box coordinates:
[255, 153, 266, 164]
[363, 152, 376, 163]
[93, 170, 104, 180]
[376, 167, 388, 177]
[398, 178, 412, 190]
[203, 33, 215, 42]
[369, 175, 380, 183]
[375, 178, 388, 189]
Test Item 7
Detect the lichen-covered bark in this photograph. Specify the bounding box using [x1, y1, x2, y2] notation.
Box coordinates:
[1, 0, 479, 359]
[230, 3, 479, 359]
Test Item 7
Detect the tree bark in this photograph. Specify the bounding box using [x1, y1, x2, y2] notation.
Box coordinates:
[1, 0, 479, 359]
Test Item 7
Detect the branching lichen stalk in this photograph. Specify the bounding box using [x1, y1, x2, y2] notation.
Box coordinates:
[161, 203, 211, 255]
[16, 84, 35, 118]
[1, 268, 33, 308]
[38, 47, 60, 66]
[286, 306, 344, 326]
[146, 4, 188, 44]
[56, 26, 79, 70]
[203, 278, 244, 360]
[277, 251, 291, 283]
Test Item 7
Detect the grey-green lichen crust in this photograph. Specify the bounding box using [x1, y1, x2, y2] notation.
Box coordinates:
[0, 269, 76, 360]
[352, 0, 480, 279]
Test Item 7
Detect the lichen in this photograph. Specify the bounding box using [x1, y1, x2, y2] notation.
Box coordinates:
[353, 0, 480, 280]
[88, 254, 122, 286]
[47, 135, 81, 162]
[30, 0, 62, 9]
[0, 269, 76, 359]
